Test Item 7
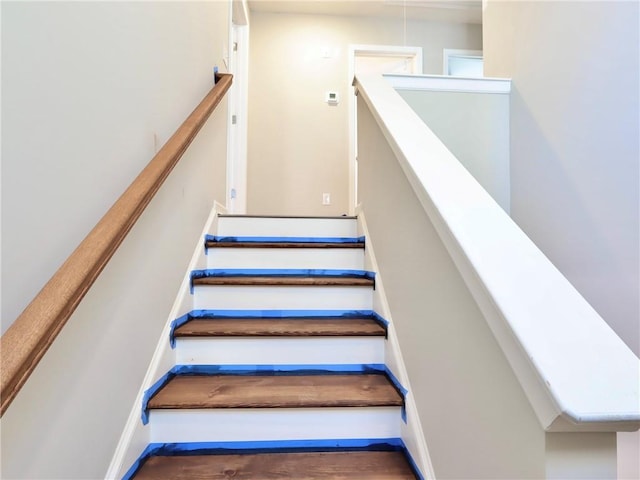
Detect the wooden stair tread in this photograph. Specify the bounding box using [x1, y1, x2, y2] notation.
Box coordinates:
[148, 374, 404, 409]
[174, 318, 386, 337]
[133, 451, 416, 479]
[192, 276, 374, 287]
[206, 241, 364, 249]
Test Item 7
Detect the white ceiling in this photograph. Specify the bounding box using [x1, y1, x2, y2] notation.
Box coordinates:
[248, 0, 483, 24]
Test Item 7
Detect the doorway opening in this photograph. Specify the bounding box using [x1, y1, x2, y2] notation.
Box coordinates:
[443, 49, 483, 77]
[348, 45, 423, 214]
[226, 0, 249, 213]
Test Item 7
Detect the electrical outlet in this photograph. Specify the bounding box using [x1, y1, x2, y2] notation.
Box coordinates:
[322, 193, 331, 205]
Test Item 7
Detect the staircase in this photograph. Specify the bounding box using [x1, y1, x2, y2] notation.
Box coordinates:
[124, 215, 422, 479]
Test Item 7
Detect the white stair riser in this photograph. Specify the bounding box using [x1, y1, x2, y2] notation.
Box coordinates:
[206, 248, 364, 270]
[217, 217, 358, 238]
[193, 285, 373, 311]
[175, 337, 385, 365]
[149, 407, 402, 443]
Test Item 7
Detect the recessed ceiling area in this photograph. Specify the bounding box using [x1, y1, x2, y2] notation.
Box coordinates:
[248, 0, 483, 24]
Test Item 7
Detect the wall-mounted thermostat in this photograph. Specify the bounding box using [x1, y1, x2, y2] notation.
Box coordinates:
[325, 91, 339, 106]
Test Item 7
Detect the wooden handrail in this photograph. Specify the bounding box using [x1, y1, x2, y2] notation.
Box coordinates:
[0, 73, 233, 416]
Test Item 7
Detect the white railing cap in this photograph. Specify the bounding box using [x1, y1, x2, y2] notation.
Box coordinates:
[385, 73, 511, 94]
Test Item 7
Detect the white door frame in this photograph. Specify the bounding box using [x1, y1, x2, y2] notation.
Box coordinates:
[347, 45, 423, 214]
[226, 0, 249, 213]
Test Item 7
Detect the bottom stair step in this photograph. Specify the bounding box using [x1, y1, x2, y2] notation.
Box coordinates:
[133, 450, 418, 479]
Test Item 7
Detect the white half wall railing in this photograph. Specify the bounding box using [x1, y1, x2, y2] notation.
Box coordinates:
[355, 73, 639, 435]
[392, 74, 511, 214]
[355, 75, 640, 478]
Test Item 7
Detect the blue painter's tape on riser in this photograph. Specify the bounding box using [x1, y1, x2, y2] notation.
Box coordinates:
[149, 407, 402, 444]
[176, 309, 385, 319]
[143, 437, 407, 455]
[191, 268, 375, 281]
[193, 285, 373, 311]
[217, 216, 358, 238]
[205, 234, 366, 244]
[175, 337, 386, 365]
[206, 247, 365, 270]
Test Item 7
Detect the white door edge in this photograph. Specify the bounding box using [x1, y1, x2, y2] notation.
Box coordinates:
[347, 45, 423, 216]
[227, 0, 249, 214]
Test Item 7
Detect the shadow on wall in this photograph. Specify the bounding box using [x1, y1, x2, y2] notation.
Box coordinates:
[509, 86, 640, 356]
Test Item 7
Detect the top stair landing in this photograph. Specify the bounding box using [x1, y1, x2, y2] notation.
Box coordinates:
[217, 215, 358, 238]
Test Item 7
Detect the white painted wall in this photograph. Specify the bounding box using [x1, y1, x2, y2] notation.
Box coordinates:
[398, 88, 510, 212]
[483, 3, 640, 477]
[0, 2, 230, 478]
[247, 11, 481, 215]
[483, 0, 639, 357]
[1, 1, 229, 333]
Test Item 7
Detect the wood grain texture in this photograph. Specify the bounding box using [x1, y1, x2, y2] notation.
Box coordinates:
[206, 241, 364, 249]
[0, 74, 233, 416]
[173, 318, 386, 337]
[192, 276, 374, 287]
[133, 451, 417, 479]
[147, 374, 404, 409]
